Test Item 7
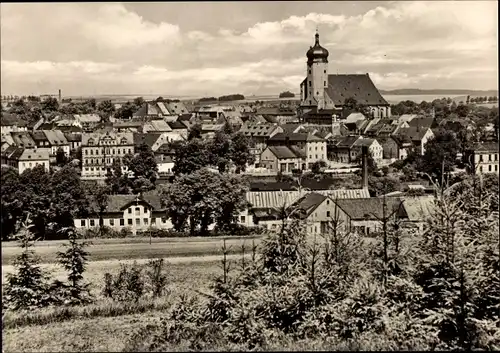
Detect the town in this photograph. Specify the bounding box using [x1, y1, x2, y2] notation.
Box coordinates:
[2, 32, 498, 240]
[1, 1, 499, 352]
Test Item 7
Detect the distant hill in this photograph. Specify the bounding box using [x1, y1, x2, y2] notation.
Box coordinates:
[380, 89, 499, 96]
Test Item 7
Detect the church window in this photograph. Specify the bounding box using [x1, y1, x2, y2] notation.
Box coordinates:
[324, 70, 326, 73]
[308, 70, 311, 74]
[309, 81, 311, 87]
[316, 92, 319, 95]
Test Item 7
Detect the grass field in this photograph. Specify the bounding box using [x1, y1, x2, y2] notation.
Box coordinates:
[1, 235, 262, 265]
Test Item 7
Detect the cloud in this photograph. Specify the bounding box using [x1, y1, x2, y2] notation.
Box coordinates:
[1, 1, 497, 96]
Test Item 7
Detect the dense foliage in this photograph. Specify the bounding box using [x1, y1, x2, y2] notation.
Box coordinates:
[127, 175, 500, 351]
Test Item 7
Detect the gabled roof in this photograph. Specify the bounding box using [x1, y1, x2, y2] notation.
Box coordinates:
[399, 114, 420, 123]
[326, 74, 389, 106]
[19, 148, 50, 161]
[82, 131, 134, 146]
[168, 121, 188, 130]
[10, 131, 36, 148]
[281, 123, 305, 134]
[335, 135, 362, 148]
[64, 132, 82, 142]
[345, 112, 366, 123]
[74, 114, 101, 123]
[166, 102, 189, 115]
[31, 130, 49, 142]
[113, 121, 144, 129]
[145, 119, 173, 132]
[87, 193, 165, 214]
[133, 133, 162, 149]
[57, 125, 83, 133]
[471, 142, 499, 153]
[397, 127, 431, 142]
[2, 145, 24, 159]
[43, 130, 68, 145]
[407, 117, 436, 129]
[266, 146, 302, 159]
[400, 196, 435, 222]
[269, 132, 324, 142]
[239, 123, 281, 138]
[335, 197, 405, 220]
[288, 192, 328, 218]
[353, 137, 377, 148]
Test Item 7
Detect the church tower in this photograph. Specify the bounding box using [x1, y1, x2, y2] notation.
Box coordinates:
[302, 30, 329, 110]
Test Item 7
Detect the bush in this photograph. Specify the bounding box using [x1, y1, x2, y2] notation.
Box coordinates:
[101, 259, 169, 302]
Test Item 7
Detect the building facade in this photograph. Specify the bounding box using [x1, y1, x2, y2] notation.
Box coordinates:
[81, 131, 134, 180]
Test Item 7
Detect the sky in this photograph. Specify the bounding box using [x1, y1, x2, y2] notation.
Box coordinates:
[1, 1, 498, 97]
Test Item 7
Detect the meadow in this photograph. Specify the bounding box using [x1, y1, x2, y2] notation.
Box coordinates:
[2, 235, 261, 352]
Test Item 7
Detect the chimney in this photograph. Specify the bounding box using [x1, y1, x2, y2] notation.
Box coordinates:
[58, 89, 62, 104]
[361, 145, 369, 190]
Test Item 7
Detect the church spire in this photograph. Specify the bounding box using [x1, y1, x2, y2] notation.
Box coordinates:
[315, 28, 320, 45]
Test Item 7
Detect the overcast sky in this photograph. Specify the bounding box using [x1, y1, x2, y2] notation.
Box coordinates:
[1, 1, 498, 97]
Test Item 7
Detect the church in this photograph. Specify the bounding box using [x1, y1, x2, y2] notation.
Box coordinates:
[299, 31, 391, 124]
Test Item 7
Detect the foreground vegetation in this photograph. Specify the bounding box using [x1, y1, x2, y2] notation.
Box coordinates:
[2, 174, 499, 351]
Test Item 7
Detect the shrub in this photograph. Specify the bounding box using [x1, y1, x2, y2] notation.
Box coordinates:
[3, 220, 55, 311]
[102, 262, 145, 302]
[55, 227, 92, 305]
[145, 259, 169, 298]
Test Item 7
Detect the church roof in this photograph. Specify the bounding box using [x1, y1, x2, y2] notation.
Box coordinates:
[326, 74, 389, 106]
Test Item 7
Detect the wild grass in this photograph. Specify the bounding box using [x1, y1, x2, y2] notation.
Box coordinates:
[2, 296, 173, 329]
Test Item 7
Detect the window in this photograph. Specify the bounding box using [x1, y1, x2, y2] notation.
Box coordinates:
[120, 219, 124, 226]
[308, 69, 311, 74]
[85, 150, 88, 155]
[144, 218, 148, 225]
[162, 217, 167, 223]
[489, 165, 492, 172]
[109, 219, 114, 226]
[479, 166, 483, 172]
[29, 162, 32, 167]
[489, 154, 492, 161]
[495, 165, 498, 172]
[309, 81, 311, 87]
[324, 70, 326, 73]
[480, 155, 483, 162]
[324, 81, 326, 86]
[241, 216, 246, 223]
[136, 218, 140, 224]
[151, 218, 156, 224]
[90, 219, 95, 227]
[81, 220, 86, 227]
[135, 207, 141, 216]
[90, 150, 93, 155]
[326, 200, 330, 205]
[128, 208, 132, 214]
[327, 211, 331, 218]
[128, 219, 133, 225]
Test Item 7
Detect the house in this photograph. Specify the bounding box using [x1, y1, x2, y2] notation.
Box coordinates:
[0, 113, 28, 134]
[1, 146, 50, 174]
[260, 146, 306, 173]
[334, 197, 406, 236]
[156, 155, 175, 176]
[352, 137, 383, 162]
[378, 135, 413, 160]
[74, 114, 101, 132]
[133, 101, 189, 119]
[247, 188, 370, 231]
[239, 123, 284, 166]
[42, 130, 70, 156]
[407, 117, 437, 130]
[10, 131, 36, 149]
[267, 132, 327, 169]
[396, 126, 434, 155]
[81, 131, 135, 180]
[464, 142, 499, 175]
[142, 119, 173, 133]
[74, 193, 171, 233]
[64, 133, 82, 151]
[399, 196, 436, 232]
[328, 135, 362, 163]
[167, 121, 189, 140]
[133, 132, 163, 152]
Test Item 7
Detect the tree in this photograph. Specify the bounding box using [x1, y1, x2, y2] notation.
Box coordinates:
[188, 123, 203, 140]
[89, 185, 110, 236]
[230, 132, 255, 173]
[455, 104, 469, 118]
[368, 175, 401, 196]
[310, 160, 328, 175]
[3, 218, 51, 310]
[55, 147, 68, 166]
[56, 227, 92, 305]
[418, 129, 460, 182]
[133, 97, 145, 108]
[105, 159, 130, 194]
[1, 166, 24, 239]
[354, 150, 378, 175]
[97, 100, 115, 119]
[48, 165, 90, 237]
[114, 102, 135, 120]
[41, 97, 59, 113]
[279, 91, 295, 98]
[160, 169, 248, 235]
[10, 99, 29, 115]
[172, 138, 212, 176]
[123, 143, 158, 189]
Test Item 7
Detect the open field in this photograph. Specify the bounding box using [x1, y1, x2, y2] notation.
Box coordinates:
[1, 235, 262, 265]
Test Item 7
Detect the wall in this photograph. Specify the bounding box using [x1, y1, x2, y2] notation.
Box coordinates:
[18, 159, 50, 174]
[306, 141, 327, 166]
[474, 151, 500, 174]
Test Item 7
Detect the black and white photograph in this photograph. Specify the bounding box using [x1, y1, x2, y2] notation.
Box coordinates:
[1, 1, 499, 351]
